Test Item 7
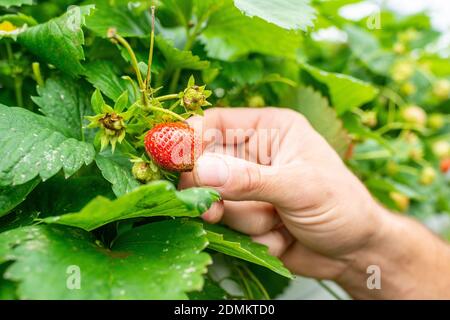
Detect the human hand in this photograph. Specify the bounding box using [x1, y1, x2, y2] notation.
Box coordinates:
[179, 108, 384, 281]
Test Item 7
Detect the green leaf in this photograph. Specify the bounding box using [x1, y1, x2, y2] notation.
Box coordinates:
[0, 179, 39, 218]
[17, 6, 94, 77]
[222, 60, 264, 85]
[114, 91, 128, 113]
[21, 175, 114, 219]
[0, 0, 33, 8]
[156, 36, 210, 71]
[160, 0, 194, 27]
[203, 223, 292, 278]
[282, 86, 350, 157]
[301, 63, 378, 114]
[344, 25, 395, 75]
[233, 0, 316, 31]
[0, 104, 95, 186]
[84, 0, 148, 38]
[248, 263, 290, 299]
[95, 152, 140, 197]
[0, 220, 211, 299]
[83, 60, 135, 101]
[0, 208, 40, 234]
[0, 175, 113, 234]
[31, 76, 90, 140]
[45, 181, 220, 231]
[200, 0, 300, 61]
[366, 177, 423, 201]
[90, 89, 105, 114]
[0, 263, 17, 300]
[188, 277, 230, 300]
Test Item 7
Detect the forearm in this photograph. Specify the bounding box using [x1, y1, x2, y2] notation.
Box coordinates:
[337, 205, 450, 299]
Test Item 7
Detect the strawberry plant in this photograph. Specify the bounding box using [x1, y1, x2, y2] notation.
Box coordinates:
[0, 0, 449, 300]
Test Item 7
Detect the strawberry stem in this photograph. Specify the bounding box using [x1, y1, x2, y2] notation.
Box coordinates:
[169, 100, 180, 111]
[32, 62, 44, 87]
[168, 5, 219, 93]
[145, 6, 156, 91]
[108, 29, 149, 106]
[147, 105, 185, 122]
[6, 41, 23, 107]
[122, 75, 139, 100]
[155, 94, 179, 102]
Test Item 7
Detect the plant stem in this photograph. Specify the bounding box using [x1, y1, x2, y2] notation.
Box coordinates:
[14, 78, 23, 107]
[122, 75, 139, 100]
[147, 105, 185, 122]
[168, 68, 182, 94]
[168, 11, 208, 93]
[155, 93, 179, 102]
[397, 165, 419, 175]
[381, 87, 406, 107]
[109, 31, 146, 101]
[376, 122, 424, 135]
[166, 1, 223, 92]
[317, 280, 343, 300]
[32, 62, 44, 86]
[169, 100, 180, 111]
[5, 41, 13, 62]
[352, 150, 392, 161]
[6, 42, 24, 107]
[242, 265, 270, 300]
[145, 6, 156, 90]
[235, 265, 253, 300]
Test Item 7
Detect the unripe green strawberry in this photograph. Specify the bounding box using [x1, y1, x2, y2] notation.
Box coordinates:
[393, 42, 406, 54]
[248, 95, 266, 108]
[144, 122, 199, 172]
[432, 79, 450, 100]
[392, 61, 414, 83]
[401, 105, 427, 126]
[420, 166, 436, 185]
[427, 113, 445, 130]
[361, 111, 377, 127]
[386, 161, 399, 176]
[399, 28, 418, 42]
[432, 140, 450, 159]
[404, 131, 419, 144]
[409, 147, 424, 162]
[400, 82, 416, 96]
[132, 161, 160, 183]
[389, 191, 410, 212]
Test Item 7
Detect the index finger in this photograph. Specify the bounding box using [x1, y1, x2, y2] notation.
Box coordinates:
[187, 107, 298, 148]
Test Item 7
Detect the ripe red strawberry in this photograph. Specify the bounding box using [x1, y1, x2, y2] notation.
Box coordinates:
[441, 158, 450, 173]
[144, 122, 198, 172]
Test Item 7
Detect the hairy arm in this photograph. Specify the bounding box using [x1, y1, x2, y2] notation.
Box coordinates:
[338, 205, 450, 299]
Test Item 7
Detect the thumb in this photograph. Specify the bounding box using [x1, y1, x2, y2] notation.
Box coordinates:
[192, 153, 283, 203]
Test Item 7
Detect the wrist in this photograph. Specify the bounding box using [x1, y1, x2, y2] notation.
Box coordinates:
[334, 202, 390, 297]
[336, 204, 450, 299]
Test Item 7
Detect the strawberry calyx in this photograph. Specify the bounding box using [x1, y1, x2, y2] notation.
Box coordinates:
[180, 76, 212, 112]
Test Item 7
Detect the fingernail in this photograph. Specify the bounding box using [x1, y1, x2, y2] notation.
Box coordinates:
[195, 154, 229, 187]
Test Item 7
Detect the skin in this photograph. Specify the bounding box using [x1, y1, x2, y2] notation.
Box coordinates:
[179, 108, 450, 299]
